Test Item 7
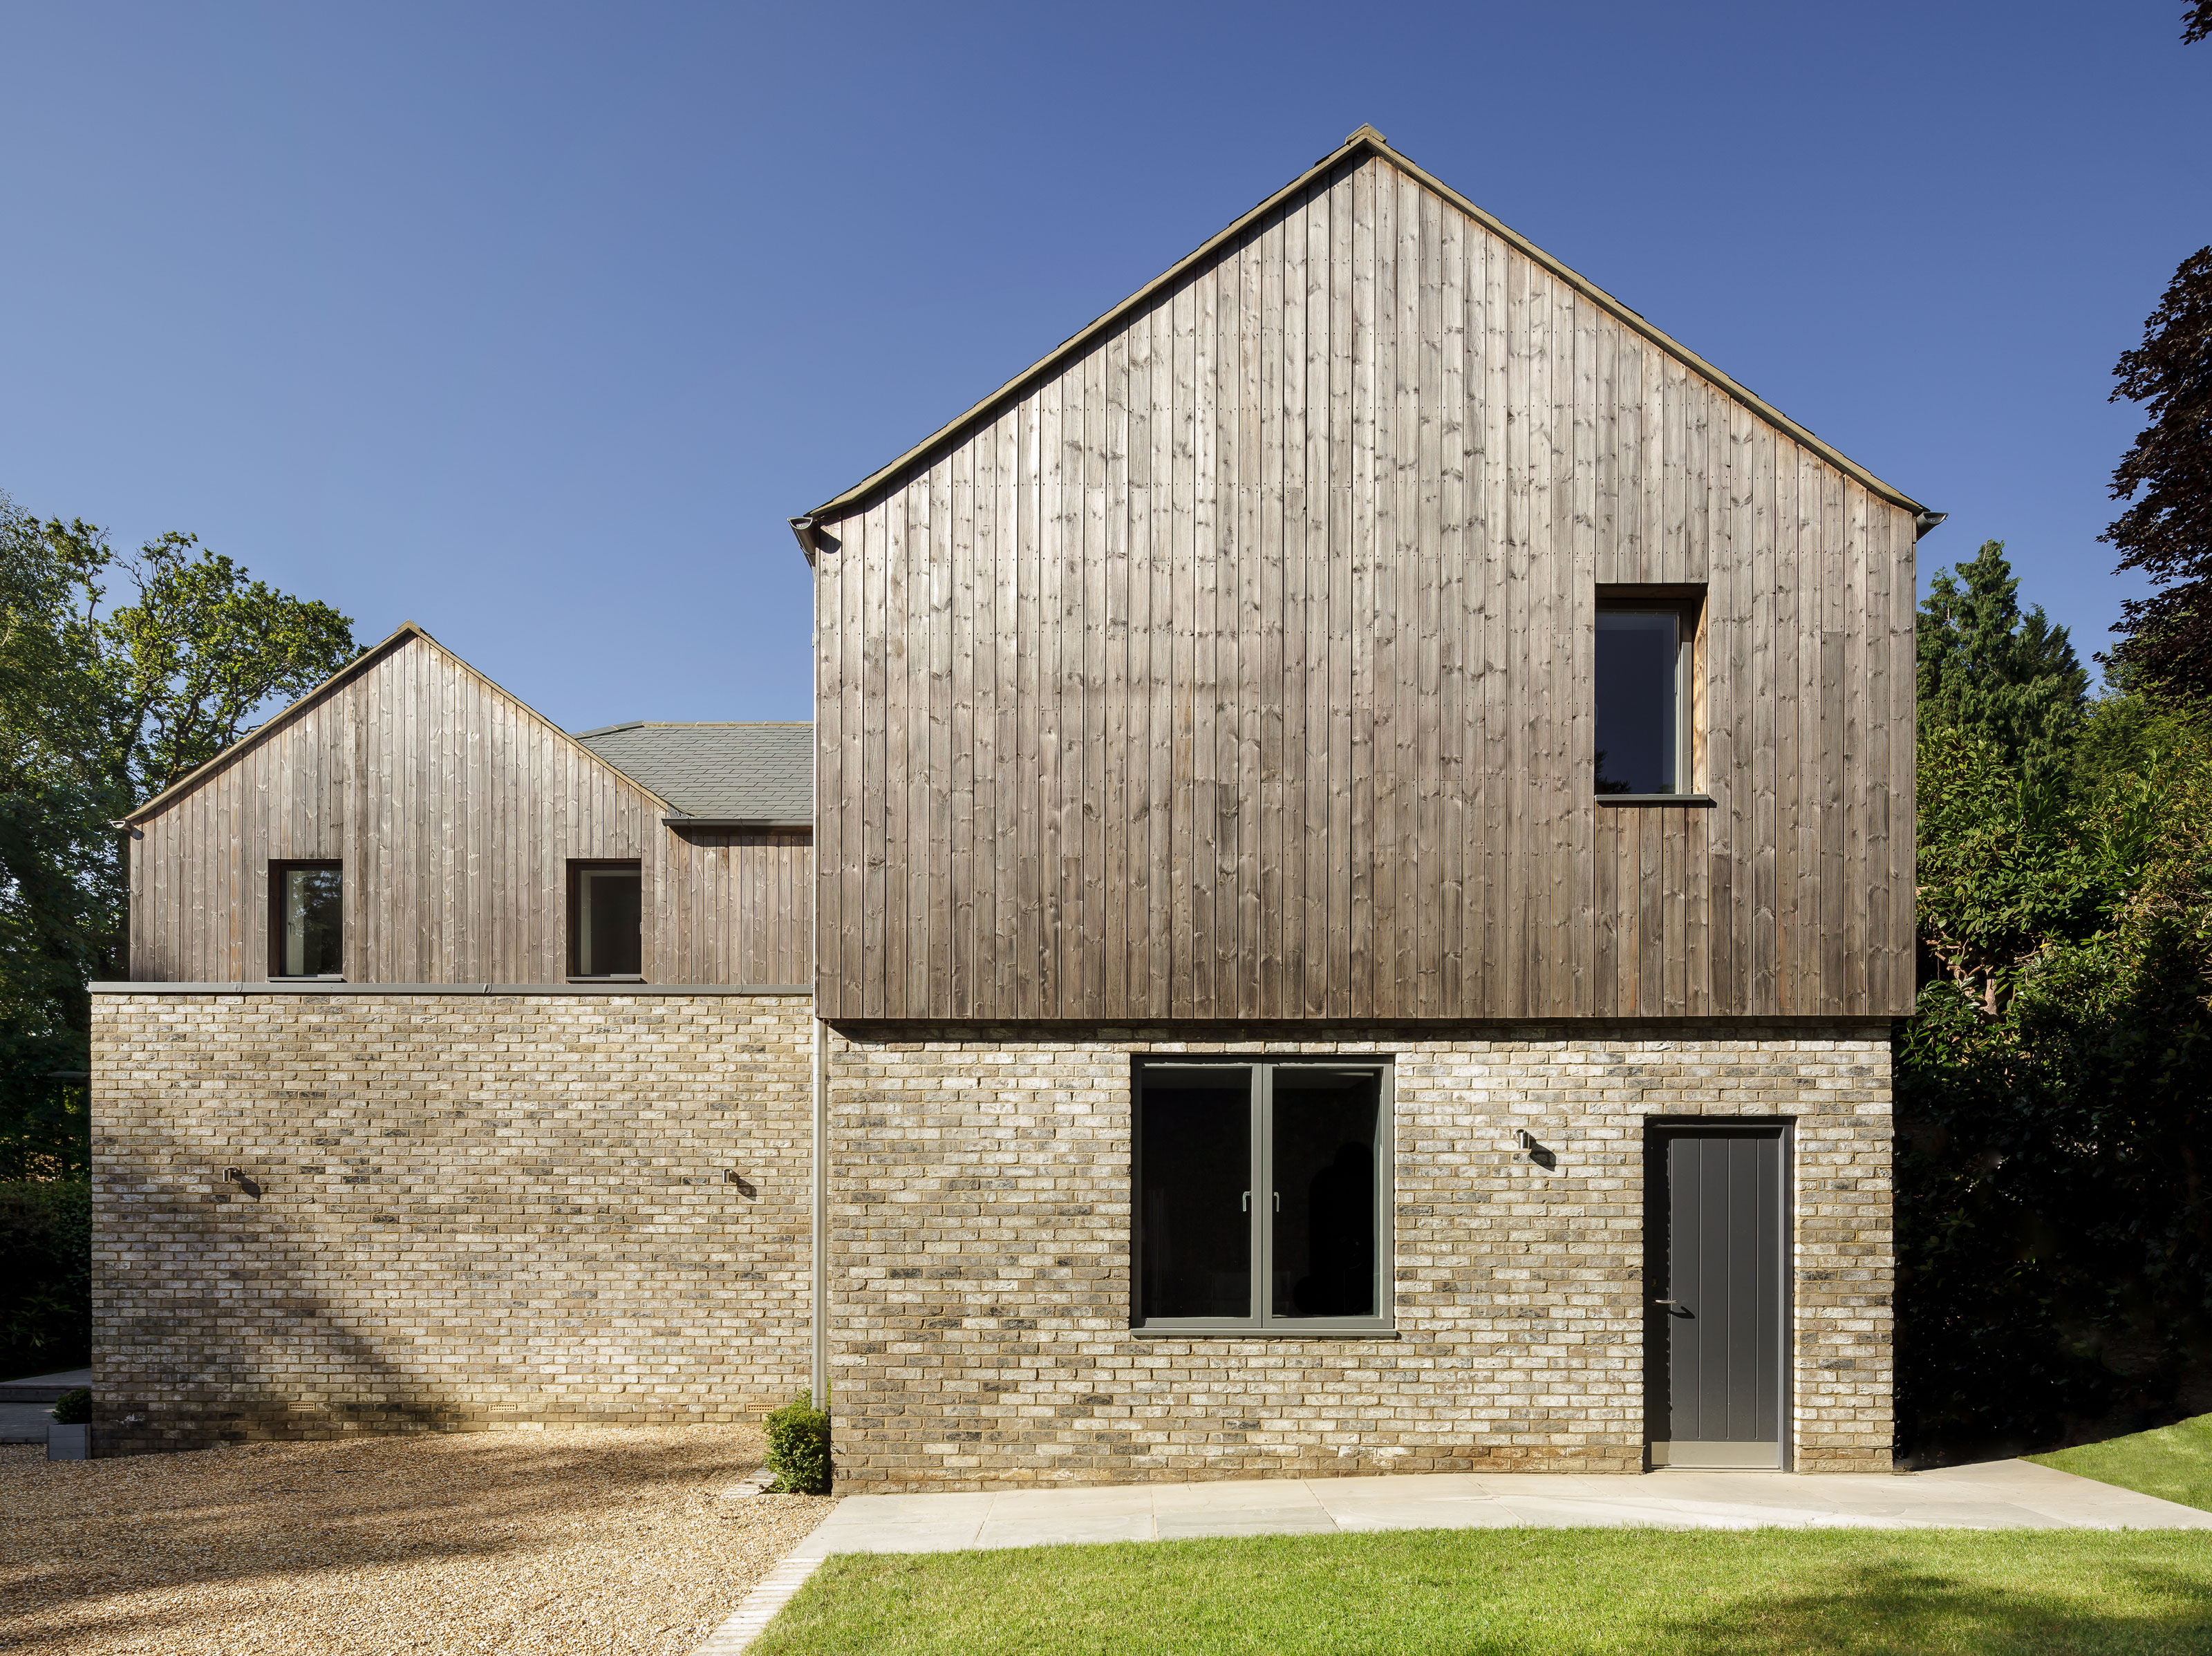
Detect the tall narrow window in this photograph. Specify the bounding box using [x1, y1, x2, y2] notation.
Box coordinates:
[1135, 1061, 1391, 1331]
[1595, 603, 1695, 796]
[569, 861, 643, 979]
[270, 863, 343, 978]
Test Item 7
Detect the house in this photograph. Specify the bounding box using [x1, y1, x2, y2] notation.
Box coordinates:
[92, 126, 1927, 1485]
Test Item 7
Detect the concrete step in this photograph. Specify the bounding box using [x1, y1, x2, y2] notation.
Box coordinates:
[0, 1368, 91, 1404]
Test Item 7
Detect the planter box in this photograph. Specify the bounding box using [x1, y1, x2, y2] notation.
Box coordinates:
[46, 1424, 88, 1460]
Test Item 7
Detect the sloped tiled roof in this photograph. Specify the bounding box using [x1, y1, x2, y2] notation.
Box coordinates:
[572, 722, 812, 827]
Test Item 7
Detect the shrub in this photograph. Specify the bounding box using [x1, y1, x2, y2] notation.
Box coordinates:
[48, 1386, 88, 1424]
[764, 1391, 832, 1494]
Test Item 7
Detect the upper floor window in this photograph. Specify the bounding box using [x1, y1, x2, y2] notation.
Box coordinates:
[1134, 1060, 1393, 1333]
[1595, 600, 1697, 796]
[570, 861, 643, 979]
[271, 862, 343, 978]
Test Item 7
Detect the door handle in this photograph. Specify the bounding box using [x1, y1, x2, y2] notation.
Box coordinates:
[1652, 1298, 1681, 1307]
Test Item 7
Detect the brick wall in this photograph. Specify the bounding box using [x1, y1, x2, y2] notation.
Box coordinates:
[90, 992, 813, 1455]
[825, 1022, 1893, 1491]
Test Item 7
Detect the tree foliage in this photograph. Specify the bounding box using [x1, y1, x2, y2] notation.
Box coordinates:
[2102, 247, 2212, 703]
[1900, 565, 2212, 1449]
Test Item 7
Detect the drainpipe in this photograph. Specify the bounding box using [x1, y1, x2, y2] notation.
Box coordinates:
[812, 1016, 828, 1411]
[806, 511, 829, 1415]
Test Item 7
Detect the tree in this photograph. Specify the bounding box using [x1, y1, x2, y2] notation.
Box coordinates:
[2186, 3, 2211, 46]
[59, 522, 359, 803]
[1916, 539, 2089, 789]
[2102, 247, 2212, 702]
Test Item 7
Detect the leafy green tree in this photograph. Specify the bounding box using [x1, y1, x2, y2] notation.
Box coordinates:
[1898, 683, 2212, 1452]
[2186, 3, 2211, 47]
[1916, 540, 2089, 791]
[2102, 247, 2212, 703]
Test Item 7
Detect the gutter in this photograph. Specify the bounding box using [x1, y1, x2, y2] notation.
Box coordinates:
[661, 816, 809, 830]
[789, 517, 822, 566]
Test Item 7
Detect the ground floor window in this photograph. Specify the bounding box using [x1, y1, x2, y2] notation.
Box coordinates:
[1134, 1060, 1392, 1332]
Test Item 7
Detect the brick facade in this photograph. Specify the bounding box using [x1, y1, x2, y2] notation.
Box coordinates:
[825, 1022, 1893, 1492]
[90, 991, 813, 1456]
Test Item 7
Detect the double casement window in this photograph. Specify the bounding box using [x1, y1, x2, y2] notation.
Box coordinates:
[568, 860, 643, 979]
[270, 862, 343, 978]
[1595, 597, 1700, 798]
[1134, 1060, 1393, 1332]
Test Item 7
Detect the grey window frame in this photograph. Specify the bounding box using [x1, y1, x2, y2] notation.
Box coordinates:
[268, 860, 344, 980]
[1594, 594, 1701, 800]
[567, 859, 645, 981]
[1132, 1058, 1395, 1335]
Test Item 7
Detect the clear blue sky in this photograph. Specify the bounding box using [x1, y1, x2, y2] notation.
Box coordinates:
[3, 2, 2206, 726]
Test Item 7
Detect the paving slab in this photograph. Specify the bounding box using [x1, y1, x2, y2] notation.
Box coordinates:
[0, 1402, 56, 1445]
[0, 1369, 90, 1407]
[797, 1461, 2212, 1557]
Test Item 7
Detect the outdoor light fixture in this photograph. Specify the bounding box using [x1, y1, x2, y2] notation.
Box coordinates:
[223, 1167, 242, 1183]
[1513, 1131, 1557, 1171]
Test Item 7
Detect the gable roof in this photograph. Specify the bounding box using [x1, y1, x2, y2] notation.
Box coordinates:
[793, 124, 1931, 549]
[122, 621, 675, 825]
[571, 722, 813, 827]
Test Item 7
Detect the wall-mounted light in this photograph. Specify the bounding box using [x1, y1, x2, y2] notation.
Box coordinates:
[724, 1170, 757, 1197]
[1513, 1130, 1557, 1171]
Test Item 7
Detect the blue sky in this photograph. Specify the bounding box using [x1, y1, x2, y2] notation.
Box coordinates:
[2, 2, 2206, 725]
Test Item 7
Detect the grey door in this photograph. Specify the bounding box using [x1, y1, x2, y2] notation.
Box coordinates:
[1646, 1126, 1788, 1468]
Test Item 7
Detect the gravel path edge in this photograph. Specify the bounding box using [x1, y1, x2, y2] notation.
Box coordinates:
[692, 1513, 838, 1653]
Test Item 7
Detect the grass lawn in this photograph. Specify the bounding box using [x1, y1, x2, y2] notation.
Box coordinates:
[753, 1528, 2212, 1655]
[2034, 1415, 2212, 1514]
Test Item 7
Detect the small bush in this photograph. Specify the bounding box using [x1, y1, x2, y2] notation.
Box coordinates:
[764, 1391, 832, 1494]
[49, 1386, 89, 1424]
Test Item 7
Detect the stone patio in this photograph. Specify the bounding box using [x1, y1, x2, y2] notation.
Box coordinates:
[789, 1460, 2212, 1557]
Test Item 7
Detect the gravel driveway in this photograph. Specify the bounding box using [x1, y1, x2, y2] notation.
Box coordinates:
[0, 1425, 834, 1655]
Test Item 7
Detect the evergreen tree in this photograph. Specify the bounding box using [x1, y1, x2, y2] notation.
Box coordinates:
[2103, 247, 2212, 702]
[1916, 539, 2090, 787]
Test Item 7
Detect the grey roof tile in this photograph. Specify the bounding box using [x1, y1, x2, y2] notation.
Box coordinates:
[572, 722, 812, 827]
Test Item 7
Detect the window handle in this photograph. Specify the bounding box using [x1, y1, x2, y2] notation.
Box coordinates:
[1274, 1191, 1281, 1212]
[1241, 1191, 1249, 1212]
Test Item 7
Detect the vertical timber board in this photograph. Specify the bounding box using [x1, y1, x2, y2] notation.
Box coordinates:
[1346, 158, 1377, 1017]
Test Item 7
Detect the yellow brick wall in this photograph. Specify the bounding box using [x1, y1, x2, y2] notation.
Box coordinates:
[91, 992, 813, 1454]
[824, 1022, 1894, 1490]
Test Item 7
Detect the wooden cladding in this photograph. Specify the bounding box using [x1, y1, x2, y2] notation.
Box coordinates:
[128, 632, 812, 986]
[813, 153, 1916, 1022]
